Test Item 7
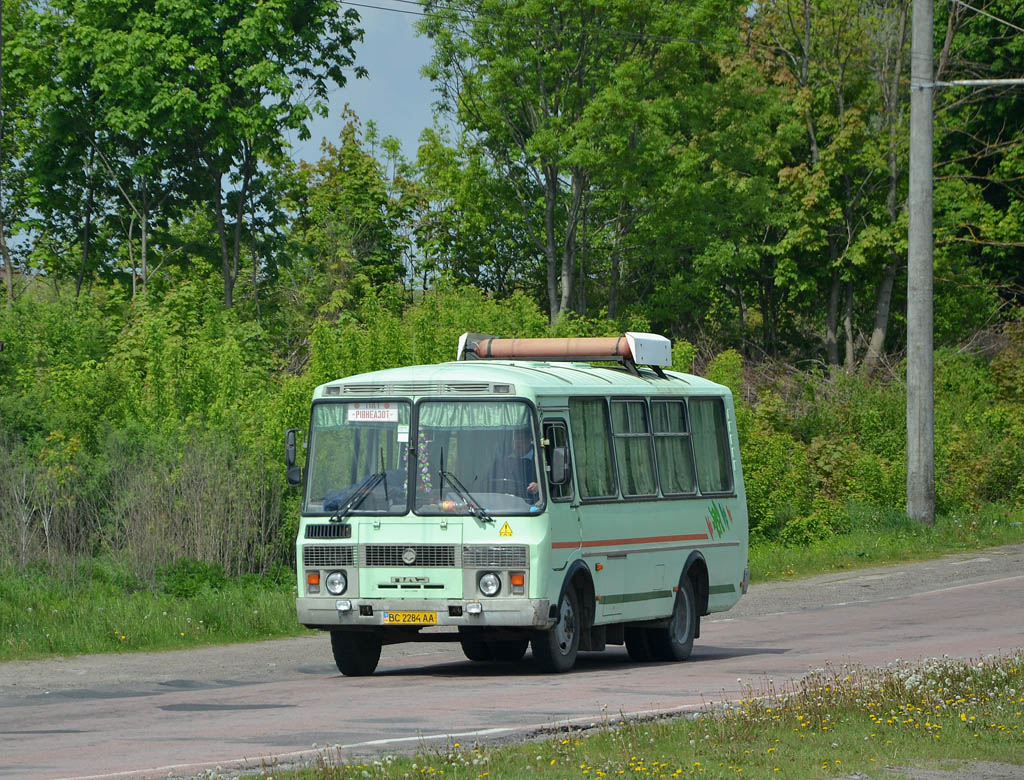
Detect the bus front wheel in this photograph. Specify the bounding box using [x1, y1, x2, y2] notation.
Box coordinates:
[532, 587, 580, 673]
[490, 639, 529, 662]
[330, 630, 382, 676]
[648, 577, 696, 662]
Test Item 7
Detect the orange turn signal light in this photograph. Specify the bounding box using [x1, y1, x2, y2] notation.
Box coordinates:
[307, 571, 321, 586]
[510, 573, 525, 587]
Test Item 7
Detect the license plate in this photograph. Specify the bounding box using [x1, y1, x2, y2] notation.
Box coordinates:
[382, 611, 437, 625]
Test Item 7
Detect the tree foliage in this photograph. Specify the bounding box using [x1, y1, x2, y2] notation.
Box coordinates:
[1, 0, 1024, 579]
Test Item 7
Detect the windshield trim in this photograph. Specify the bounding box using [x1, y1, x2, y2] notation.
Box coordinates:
[410, 396, 546, 518]
[303, 397, 413, 517]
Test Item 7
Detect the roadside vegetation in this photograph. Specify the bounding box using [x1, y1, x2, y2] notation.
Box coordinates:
[1, 287, 1023, 661]
[258, 652, 1024, 779]
[1, 509, 1021, 662]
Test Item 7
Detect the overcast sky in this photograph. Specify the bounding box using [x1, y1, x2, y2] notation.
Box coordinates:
[287, 3, 440, 165]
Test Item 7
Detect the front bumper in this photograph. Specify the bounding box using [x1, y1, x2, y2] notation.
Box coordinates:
[297, 596, 552, 629]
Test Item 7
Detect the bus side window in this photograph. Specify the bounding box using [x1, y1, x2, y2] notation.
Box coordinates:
[689, 397, 734, 494]
[543, 421, 574, 502]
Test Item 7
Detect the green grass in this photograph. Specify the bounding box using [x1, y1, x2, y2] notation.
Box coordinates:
[1, 504, 1022, 661]
[750, 503, 1024, 582]
[262, 652, 1024, 779]
[0, 563, 302, 661]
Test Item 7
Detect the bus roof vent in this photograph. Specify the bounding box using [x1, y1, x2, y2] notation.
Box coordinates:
[442, 382, 494, 393]
[327, 381, 515, 396]
[456, 332, 672, 377]
[339, 383, 389, 395]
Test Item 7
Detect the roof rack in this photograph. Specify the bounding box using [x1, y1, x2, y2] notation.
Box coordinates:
[456, 332, 672, 378]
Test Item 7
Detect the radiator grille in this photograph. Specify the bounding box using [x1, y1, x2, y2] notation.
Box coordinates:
[305, 523, 351, 539]
[302, 545, 355, 567]
[363, 544, 457, 568]
[463, 545, 529, 568]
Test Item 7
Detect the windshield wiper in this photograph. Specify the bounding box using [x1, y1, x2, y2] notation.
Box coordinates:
[440, 469, 493, 523]
[330, 471, 386, 523]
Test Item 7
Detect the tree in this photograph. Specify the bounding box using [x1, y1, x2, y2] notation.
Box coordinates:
[422, 0, 741, 325]
[414, 127, 541, 297]
[29, 0, 366, 307]
[287, 116, 412, 321]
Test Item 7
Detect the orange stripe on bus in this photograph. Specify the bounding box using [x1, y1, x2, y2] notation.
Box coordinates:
[551, 533, 708, 549]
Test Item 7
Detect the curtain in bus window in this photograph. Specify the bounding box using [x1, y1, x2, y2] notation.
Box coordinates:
[689, 398, 733, 493]
[610, 400, 656, 496]
[651, 400, 696, 495]
[569, 399, 616, 498]
[418, 402, 531, 430]
[415, 401, 537, 506]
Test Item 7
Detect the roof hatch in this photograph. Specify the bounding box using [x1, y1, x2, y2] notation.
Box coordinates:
[456, 332, 672, 377]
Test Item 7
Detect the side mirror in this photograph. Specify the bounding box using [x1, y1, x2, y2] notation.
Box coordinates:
[285, 428, 302, 487]
[549, 446, 568, 485]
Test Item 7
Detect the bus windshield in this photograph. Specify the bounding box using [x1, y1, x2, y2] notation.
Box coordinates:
[414, 400, 542, 516]
[305, 401, 411, 516]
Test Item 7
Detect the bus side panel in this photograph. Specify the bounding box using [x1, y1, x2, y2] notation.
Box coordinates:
[704, 394, 749, 614]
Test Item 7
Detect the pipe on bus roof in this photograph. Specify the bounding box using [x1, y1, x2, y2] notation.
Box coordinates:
[472, 336, 631, 361]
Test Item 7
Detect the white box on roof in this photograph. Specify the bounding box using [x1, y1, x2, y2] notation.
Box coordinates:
[625, 332, 671, 367]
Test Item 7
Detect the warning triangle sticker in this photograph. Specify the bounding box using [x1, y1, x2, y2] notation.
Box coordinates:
[498, 521, 514, 537]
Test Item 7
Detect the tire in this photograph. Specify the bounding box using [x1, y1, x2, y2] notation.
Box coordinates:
[460, 639, 493, 662]
[624, 627, 654, 662]
[648, 576, 696, 662]
[531, 587, 580, 673]
[489, 639, 529, 662]
[330, 630, 382, 676]
[458, 627, 493, 661]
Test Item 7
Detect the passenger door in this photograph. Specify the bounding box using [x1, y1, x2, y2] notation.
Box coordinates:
[542, 418, 581, 571]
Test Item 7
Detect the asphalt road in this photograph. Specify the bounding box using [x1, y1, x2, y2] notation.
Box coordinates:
[1, 544, 1022, 780]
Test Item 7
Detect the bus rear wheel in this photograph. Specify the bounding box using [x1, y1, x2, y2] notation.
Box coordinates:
[624, 627, 653, 662]
[330, 630, 382, 676]
[532, 587, 580, 673]
[648, 577, 696, 662]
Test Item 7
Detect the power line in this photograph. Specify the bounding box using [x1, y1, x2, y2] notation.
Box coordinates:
[339, 0, 739, 53]
[949, 0, 1024, 35]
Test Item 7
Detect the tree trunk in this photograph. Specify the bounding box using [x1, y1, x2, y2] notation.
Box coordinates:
[843, 280, 855, 368]
[212, 168, 233, 308]
[543, 164, 560, 324]
[230, 142, 253, 308]
[863, 260, 897, 373]
[140, 176, 149, 293]
[557, 169, 585, 322]
[0, 221, 14, 308]
[608, 230, 621, 320]
[825, 248, 841, 366]
[576, 204, 588, 313]
[0, 0, 12, 310]
[75, 147, 95, 298]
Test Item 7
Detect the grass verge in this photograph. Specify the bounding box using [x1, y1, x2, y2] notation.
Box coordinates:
[0, 561, 301, 661]
[263, 652, 1024, 779]
[750, 503, 1024, 582]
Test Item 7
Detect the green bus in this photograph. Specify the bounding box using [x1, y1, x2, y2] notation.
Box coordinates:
[285, 333, 749, 675]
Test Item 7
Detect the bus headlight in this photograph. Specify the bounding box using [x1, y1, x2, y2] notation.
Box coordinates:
[478, 572, 501, 597]
[325, 570, 348, 595]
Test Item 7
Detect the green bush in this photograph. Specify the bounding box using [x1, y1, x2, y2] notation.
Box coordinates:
[158, 558, 228, 598]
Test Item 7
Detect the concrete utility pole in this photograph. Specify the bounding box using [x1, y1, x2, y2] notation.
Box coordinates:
[907, 0, 935, 524]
